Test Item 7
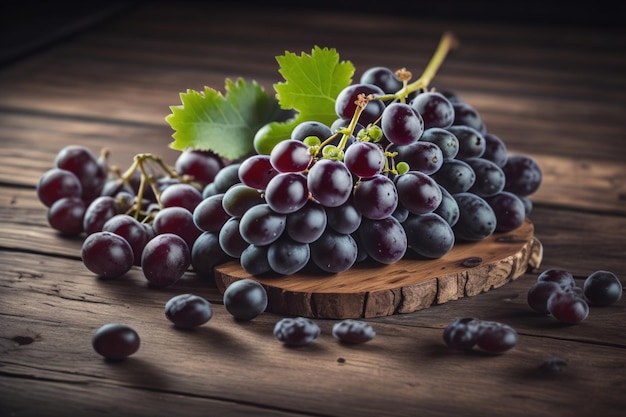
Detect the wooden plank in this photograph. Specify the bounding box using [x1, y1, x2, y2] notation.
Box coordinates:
[0, 113, 180, 187]
[0, 378, 309, 417]
[1, 255, 624, 417]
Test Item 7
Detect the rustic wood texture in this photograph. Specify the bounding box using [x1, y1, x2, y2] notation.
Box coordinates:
[214, 220, 542, 318]
[1, 2, 625, 417]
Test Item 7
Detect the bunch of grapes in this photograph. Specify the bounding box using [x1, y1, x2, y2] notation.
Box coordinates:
[204, 68, 542, 276]
[37, 144, 226, 285]
[36, 64, 543, 284]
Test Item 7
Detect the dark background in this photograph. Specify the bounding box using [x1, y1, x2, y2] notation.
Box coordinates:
[1, 0, 621, 66]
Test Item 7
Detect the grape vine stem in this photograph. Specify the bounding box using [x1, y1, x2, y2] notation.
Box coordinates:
[377, 31, 458, 102]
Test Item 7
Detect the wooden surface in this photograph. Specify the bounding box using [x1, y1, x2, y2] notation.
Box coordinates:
[215, 220, 542, 319]
[1, 2, 625, 417]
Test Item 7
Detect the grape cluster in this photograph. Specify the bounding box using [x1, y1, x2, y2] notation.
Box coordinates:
[527, 268, 622, 324]
[37, 145, 228, 286]
[221, 68, 541, 275]
[37, 64, 541, 282]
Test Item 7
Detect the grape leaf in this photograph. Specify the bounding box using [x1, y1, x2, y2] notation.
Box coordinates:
[166, 78, 281, 160]
[253, 46, 354, 154]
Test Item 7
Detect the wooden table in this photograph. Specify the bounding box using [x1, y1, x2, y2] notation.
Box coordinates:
[1, 3, 624, 416]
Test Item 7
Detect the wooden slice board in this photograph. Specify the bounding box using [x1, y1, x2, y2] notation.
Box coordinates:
[214, 219, 543, 319]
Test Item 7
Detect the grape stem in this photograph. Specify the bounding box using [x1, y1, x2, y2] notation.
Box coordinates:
[377, 31, 458, 102]
[117, 153, 199, 220]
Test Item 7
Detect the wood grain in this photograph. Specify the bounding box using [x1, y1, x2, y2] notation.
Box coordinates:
[1, 2, 625, 417]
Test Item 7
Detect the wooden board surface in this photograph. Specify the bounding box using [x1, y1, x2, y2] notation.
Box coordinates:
[215, 219, 542, 318]
[1, 3, 625, 417]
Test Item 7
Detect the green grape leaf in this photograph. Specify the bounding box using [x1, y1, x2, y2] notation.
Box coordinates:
[254, 46, 354, 154]
[165, 78, 281, 160]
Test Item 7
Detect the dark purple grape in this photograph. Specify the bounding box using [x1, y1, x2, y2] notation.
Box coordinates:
[223, 278, 268, 320]
[485, 191, 526, 232]
[452, 101, 486, 133]
[381, 102, 424, 146]
[285, 200, 327, 243]
[527, 281, 563, 314]
[191, 231, 229, 278]
[310, 230, 358, 273]
[165, 293, 213, 328]
[193, 193, 231, 233]
[92, 323, 140, 360]
[37, 168, 83, 207]
[267, 236, 310, 275]
[83, 196, 119, 235]
[47, 197, 86, 235]
[420, 127, 459, 160]
[547, 291, 589, 324]
[502, 154, 542, 197]
[465, 157, 505, 198]
[452, 192, 496, 242]
[583, 270, 623, 306]
[434, 185, 459, 227]
[213, 163, 242, 193]
[307, 159, 353, 208]
[343, 141, 385, 178]
[273, 317, 321, 346]
[335, 83, 386, 126]
[239, 203, 286, 246]
[403, 212, 455, 259]
[81, 231, 134, 278]
[175, 149, 224, 188]
[395, 170, 442, 215]
[240, 244, 271, 276]
[537, 269, 576, 289]
[447, 125, 485, 159]
[409, 91, 455, 129]
[102, 214, 150, 266]
[54, 145, 107, 201]
[264, 172, 309, 214]
[160, 183, 203, 212]
[353, 174, 398, 220]
[290, 120, 333, 143]
[237, 154, 279, 190]
[442, 317, 481, 350]
[218, 217, 249, 258]
[431, 159, 476, 194]
[326, 197, 362, 234]
[358, 216, 407, 264]
[392, 203, 409, 223]
[482, 133, 508, 167]
[332, 319, 376, 344]
[153, 206, 202, 249]
[270, 139, 311, 173]
[359, 66, 403, 94]
[390, 140, 444, 175]
[222, 184, 265, 217]
[476, 321, 518, 354]
[141, 233, 191, 287]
